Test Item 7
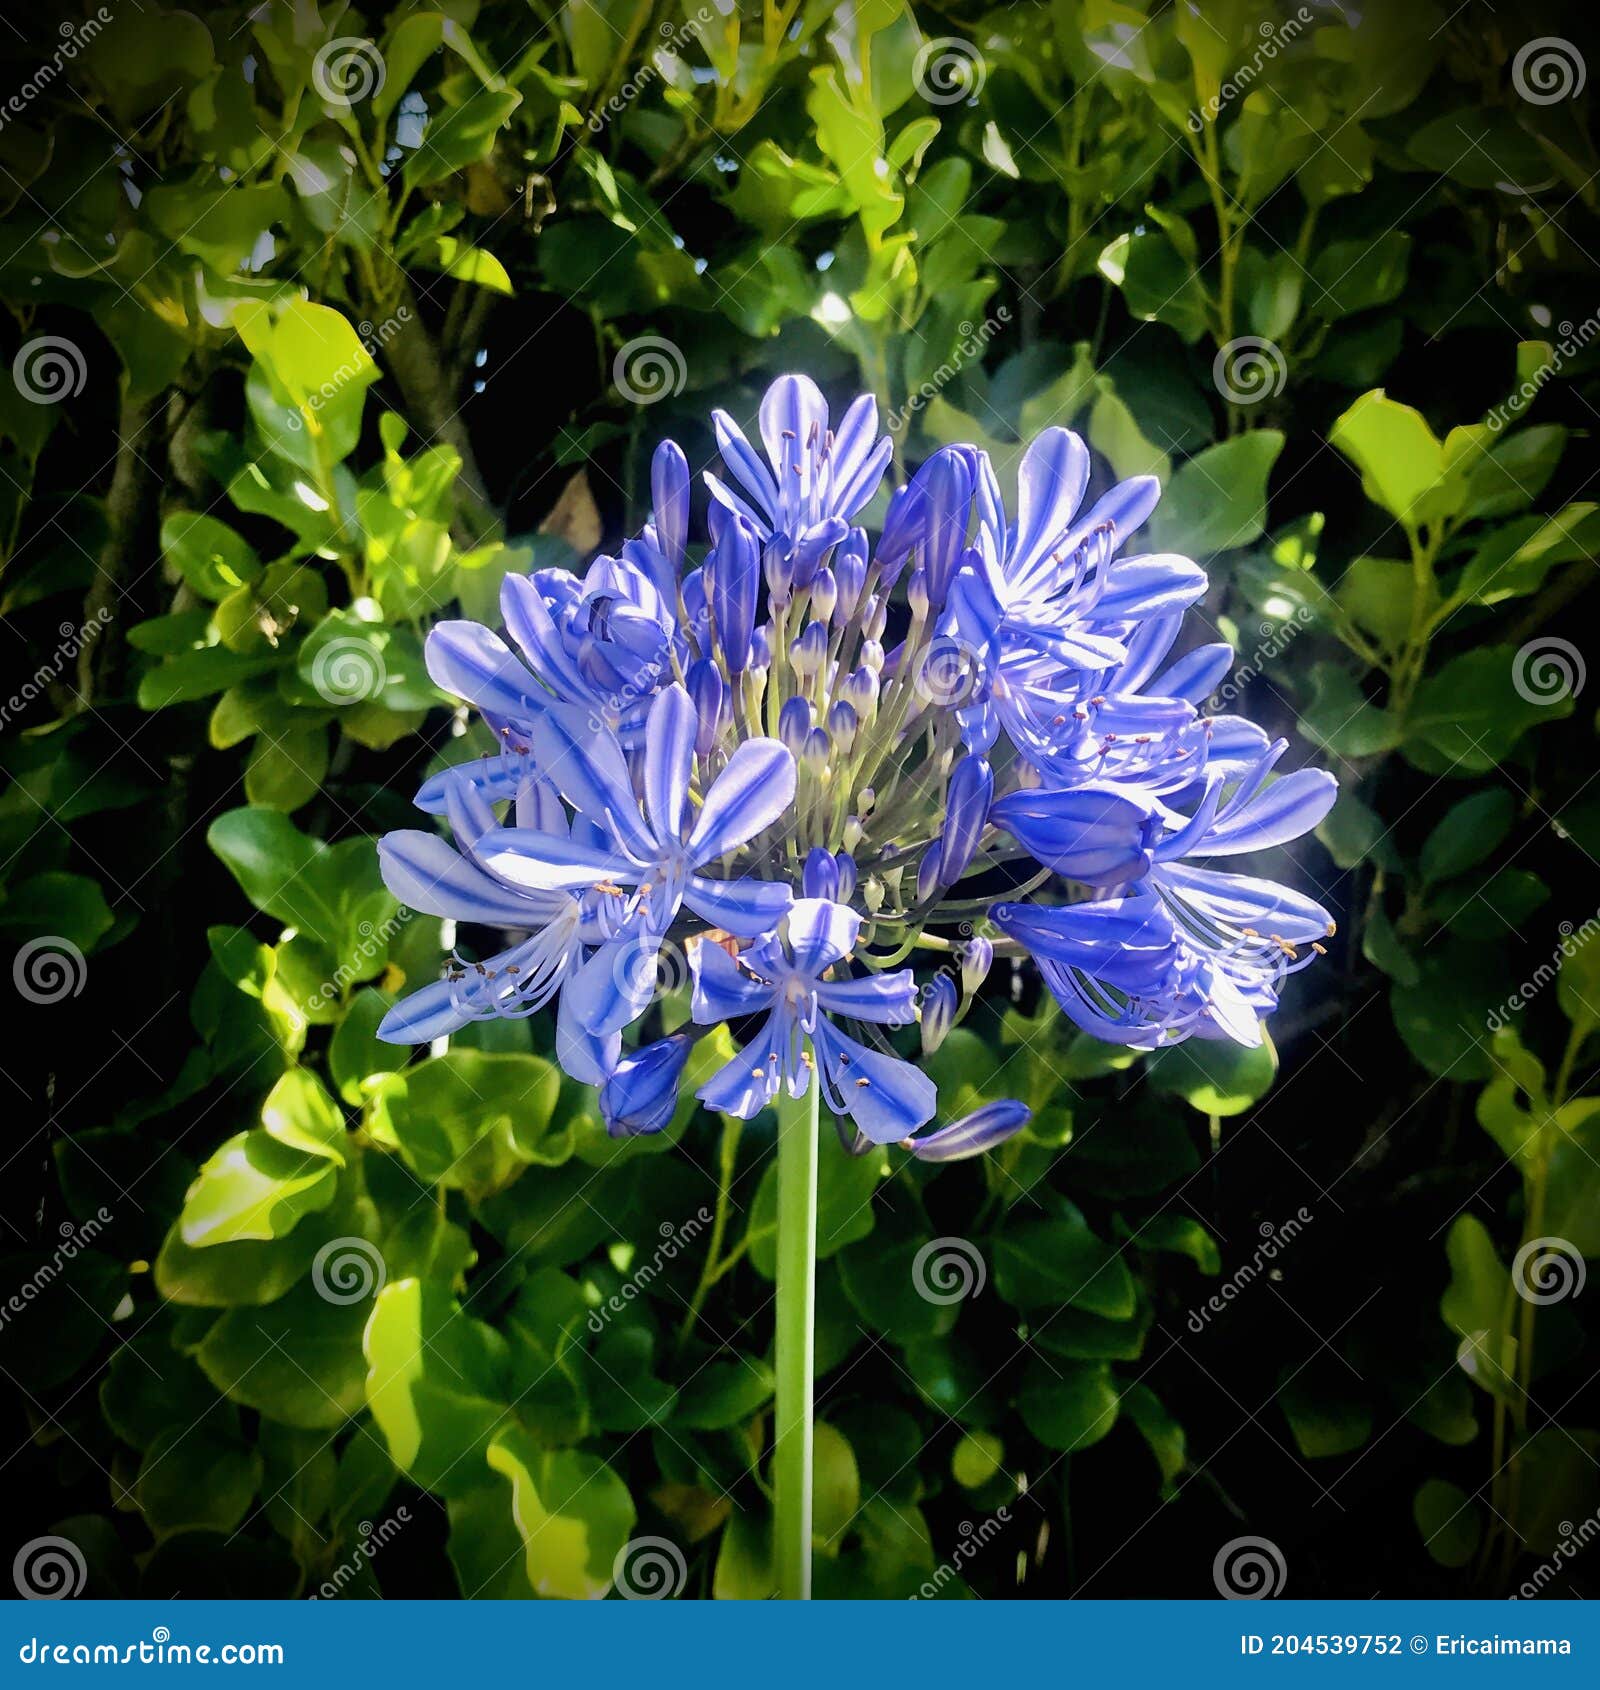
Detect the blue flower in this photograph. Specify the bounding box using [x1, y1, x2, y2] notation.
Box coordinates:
[690, 899, 936, 1142]
[707, 375, 892, 578]
[474, 683, 796, 1042]
[376, 372, 1337, 1150]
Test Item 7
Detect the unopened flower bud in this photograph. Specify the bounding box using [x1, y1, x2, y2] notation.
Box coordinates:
[863, 595, 888, 640]
[908, 1100, 1030, 1164]
[803, 847, 839, 901]
[842, 816, 865, 852]
[961, 936, 994, 996]
[916, 850, 943, 904]
[802, 726, 831, 774]
[856, 787, 876, 817]
[936, 755, 993, 886]
[861, 638, 885, 673]
[835, 530, 868, 619]
[921, 974, 957, 1055]
[790, 620, 828, 679]
[686, 658, 725, 757]
[863, 876, 884, 913]
[809, 566, 838, 625]
[827, 700, 858, 752]
[834, 851, 858, 902]
[907, 567, 931, 620]
[779, 696, 811, 755]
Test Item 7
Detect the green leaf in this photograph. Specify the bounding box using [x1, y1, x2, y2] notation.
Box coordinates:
[137, 1425, 261, 1538]
[1419, 789, 1513, 884]
[675, 1358, 775, 1431]
[1017, 1358, 1120, 1451]
[1145, 1038, 1277, 1116]
[1149, 432, 1283, 555]
[992, 1214, 1135, 1318]
[364, 1278, 510, 1498]
[160, 512, 262, 600]
[1413, 1479, 1480, 1569]
[197, 1274, 374, 1429]
[1329, 390, 1456, 530]
[484, 1430, 634, 1600]
[371, 1049, 567, 1201]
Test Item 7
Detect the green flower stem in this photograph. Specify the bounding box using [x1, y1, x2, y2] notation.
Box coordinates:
[773, 1073, 819, 1600]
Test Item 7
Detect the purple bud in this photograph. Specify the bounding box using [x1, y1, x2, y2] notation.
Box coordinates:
[916, 850, 942, 904]
[803, 847, 840, 901]
[827, 700, 858, 752]
[907, 568, 931, 619]
[600, 1033, 692, 1136]
[749, 626, 772, 671]
[810, 565, 838, 625]
[937, 755, 993, 886]
[919, 448, 973, 610]
[921, 974, 957, 1054]
[878, 479, 926, 581]
[803, 726, 830, 773]
[651, 440, 690, 572]
[790, 619, 828, 678]
[835, 528, 868, 618]
[706, 503, 760, 675]
[686, 658, 725, 757]
[779, 696, 811, 755]
[909, 1100, 1030, 1163]
[863, 595, 888, 640]
[833, 851, 858, 902]
[764, 537, 796, 604]
[844, 666, 878, 715]
[961, 935, 993, 995]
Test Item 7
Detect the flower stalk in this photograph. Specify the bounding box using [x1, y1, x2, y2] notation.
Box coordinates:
[773, 1071, 819, 1600]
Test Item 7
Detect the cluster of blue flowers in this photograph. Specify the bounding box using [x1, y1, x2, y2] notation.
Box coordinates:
[377, 376, 1336, 1153]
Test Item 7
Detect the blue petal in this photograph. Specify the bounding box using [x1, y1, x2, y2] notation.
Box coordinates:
[691, 938, 777, 1022]
[711, 410, 779, 520]
[1009, 428, 1090, 594]
[937, 754, 994, 886]
[682, 873, 794, 937]
[644, 683, 696, 844]
[989, 785, 1158, 886]
[379, 831, 567, 927]
[697, 1008, 794, 1119]
[1156, 861, 1334, 945]
[1201, 768, 1338, 855]
[556, 978, 620, 1084]
[530, 702, 658, 861]
[686, 738, 796, 862]
[1092, 554, 1207, 623]
[813, 1017, 937, 1142]
[425, 622, 546, 723]
[414, 754, 524, 815]
[500, 574, 590, 701]
[651, 440, 690, 571]
[813, 970, 918, 1026]
[601, 1033, 690, 1136]
[476, 827, 635, 891]
[778, 897, 860, 975]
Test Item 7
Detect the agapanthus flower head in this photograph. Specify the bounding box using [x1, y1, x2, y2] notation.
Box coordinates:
[378, 374, 1336, 1150]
